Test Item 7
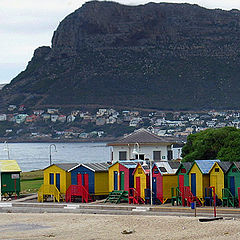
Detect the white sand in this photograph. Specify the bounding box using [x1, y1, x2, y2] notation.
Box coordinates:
[0, 213, 239, 239]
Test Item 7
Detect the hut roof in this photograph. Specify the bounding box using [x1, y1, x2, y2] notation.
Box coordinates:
[193, 160, 220, 174]
[232, 162, 240, 171]
[54, 163, 79, 171]
[168, 161, 181, 170]
[69, 162, 109, 172]
[132, 162, 150, 175]
[155, 161, 178, 175]
[175, 162, 193, 174]
[218, 162, 232, 173]
[82, 162, 109, 172]
[182, 162, 193, 172]
[0, 160, 21, 172]
[107, 128, 175, 146]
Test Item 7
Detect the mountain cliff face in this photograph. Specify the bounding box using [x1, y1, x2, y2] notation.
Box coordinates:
[3, 1, 240, 110]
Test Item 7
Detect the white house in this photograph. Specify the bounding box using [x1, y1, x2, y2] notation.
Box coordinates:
[107, 128, 176, 162]
[0, 114, 7, 121]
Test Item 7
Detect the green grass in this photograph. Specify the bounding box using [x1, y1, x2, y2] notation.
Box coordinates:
[20, 179, 43, 194]
[20, 170, 44, 193]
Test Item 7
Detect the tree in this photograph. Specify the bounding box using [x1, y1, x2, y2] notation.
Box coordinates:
[182, 127, 240, 162]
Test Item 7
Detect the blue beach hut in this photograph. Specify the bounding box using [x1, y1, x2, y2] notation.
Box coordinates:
[66, 162, 109, 202]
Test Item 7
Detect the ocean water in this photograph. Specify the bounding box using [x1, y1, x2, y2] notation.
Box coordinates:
[0, 142, 111, 172]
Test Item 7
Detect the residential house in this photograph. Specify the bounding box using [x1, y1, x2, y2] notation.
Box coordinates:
[58, 115, 66, 123]
[8, 105, 17, 111]
[51, 115, 59, 122]
[67, 115, 76, 123]
[15, 114, 28, 124]
[107, 128, 176, 162]
[47, 109, 59, 114]
[33, 110, 44, 115]
[25, 114, 37, 123]
[0, 114, 7, 121]
[42, 114, 51, 121]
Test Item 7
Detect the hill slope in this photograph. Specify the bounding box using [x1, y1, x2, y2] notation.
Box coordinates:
[2, 1, 240, 110]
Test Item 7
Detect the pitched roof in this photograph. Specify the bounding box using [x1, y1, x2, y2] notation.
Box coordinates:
[54, 163, 79, 171]
[107, 128, 175, 145]
[176, 162, 193, 174]
[132, 162, 150, 175]
[82, 162, 109, 172]
[0, 160, 21, 172]
[194, 160, 220, 174]
[168, 161, 180, 170]
[232, 162, 240, 171]
[218, 162, 232, 173]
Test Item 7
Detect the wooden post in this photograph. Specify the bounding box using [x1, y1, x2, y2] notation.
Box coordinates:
[194, 200, 196, 217]
[210, 186, 216, 218]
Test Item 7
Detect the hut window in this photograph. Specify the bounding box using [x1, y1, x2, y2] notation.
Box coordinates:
[119, 151, 127, 160]
[153, 151, 161, 161]
[215, 168, 220, 172]
[11, 174, 19, 179]
[181, 169, 186, 173]
[154, 169, 159, 174]
[232, 168, 237, 172]
[138, 169, 142, 174]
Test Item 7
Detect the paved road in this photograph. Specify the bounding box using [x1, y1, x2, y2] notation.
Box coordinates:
[0, 201, 240, 218]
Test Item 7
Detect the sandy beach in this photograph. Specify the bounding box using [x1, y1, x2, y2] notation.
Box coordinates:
[0, 213, 239, 240]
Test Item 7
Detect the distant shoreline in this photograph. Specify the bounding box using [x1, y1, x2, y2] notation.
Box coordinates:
[0, 137, 116, 144]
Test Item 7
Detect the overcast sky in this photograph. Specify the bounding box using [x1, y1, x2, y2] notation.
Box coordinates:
[1, 0, 240, 84]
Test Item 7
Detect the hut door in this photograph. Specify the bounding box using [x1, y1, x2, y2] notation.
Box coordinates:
[56, 173, 60, 191]
[212, 176, 217, 193]
[83, 174, 89, 192]
[191, 173, 196, 196]
[152, 177, 157, 198]
[114, 171, 118, 190]
[49, 173, 54, 185]
[230, 176, 235, 196]
[179, 175, 184, 192]
[77, 174, 82, 186]
[136, 177, 141, 195]
[120, 171, 124, 191]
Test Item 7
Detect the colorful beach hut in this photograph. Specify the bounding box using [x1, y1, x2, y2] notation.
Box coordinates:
[152, 161, 179, 204]
[133, 163, 150, 201]
[226, 162, 240, 197]
[66, 162, 109, 202]
[209, 161, 232, 200]
[108, 161, 137, 192]
[0, 160, 21, 197]
[38, 163, 78, 202]
[176, 162, 192, 190]
[188, 160, 220, 203]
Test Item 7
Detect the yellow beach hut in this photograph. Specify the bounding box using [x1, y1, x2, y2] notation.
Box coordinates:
[133, 163, 150, 201]
[188, 160, 220, 203]
[209, 161, 232, 200]
[38, 163, 78, 202]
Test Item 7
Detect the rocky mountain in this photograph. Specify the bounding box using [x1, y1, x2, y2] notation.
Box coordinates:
[2, 1, 240, 110]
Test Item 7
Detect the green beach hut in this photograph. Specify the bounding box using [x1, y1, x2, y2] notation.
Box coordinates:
[224, 162, 240, 206]
[0, 160, 21, 197]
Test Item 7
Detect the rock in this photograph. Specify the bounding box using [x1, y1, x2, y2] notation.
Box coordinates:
[3, 1, 240, 110]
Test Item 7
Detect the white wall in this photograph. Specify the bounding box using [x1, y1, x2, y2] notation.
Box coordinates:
[112, 144, 172, 162]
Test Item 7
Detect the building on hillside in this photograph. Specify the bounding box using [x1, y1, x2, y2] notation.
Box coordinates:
[107, 128, 177, 162]
[0, 114, 7, 121]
